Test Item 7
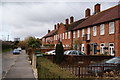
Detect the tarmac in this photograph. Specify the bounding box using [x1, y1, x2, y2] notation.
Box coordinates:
[2, 50, 36, 80]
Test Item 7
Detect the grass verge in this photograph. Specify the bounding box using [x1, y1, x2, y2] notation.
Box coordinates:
[2, 49, 12, 53]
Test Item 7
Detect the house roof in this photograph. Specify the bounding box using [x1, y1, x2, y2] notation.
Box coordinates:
[64, 18, 87, 31]
[43, 29, 58, 38]
[73, 4, 120, 30]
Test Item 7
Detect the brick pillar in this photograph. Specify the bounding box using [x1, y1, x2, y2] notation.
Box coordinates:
[115, 20, 120, 57]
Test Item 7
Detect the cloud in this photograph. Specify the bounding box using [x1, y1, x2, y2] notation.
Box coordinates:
[0, 2, 118, 41]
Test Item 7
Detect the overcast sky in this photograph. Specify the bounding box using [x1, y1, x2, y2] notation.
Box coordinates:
[0, 0, 119, 41]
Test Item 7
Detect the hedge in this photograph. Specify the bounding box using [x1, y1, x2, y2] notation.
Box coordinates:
[37, 57, 77, 79]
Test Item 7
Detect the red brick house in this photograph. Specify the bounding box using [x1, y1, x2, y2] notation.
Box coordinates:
[41, 4, 120, 57]
[42, 25, 58, 46]
[73, 4, 120, 56]
[53, 17, 86, 48]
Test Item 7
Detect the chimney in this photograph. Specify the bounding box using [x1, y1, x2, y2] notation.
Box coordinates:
[65, 19, 69, 24]
[54, 24, 57, 30]
[57, 23, 60, 28]
[94, 3, 101, 14]
[85, 8, 90, 17]
[48, 30, 50, 33]
[70, 16, 74, 24]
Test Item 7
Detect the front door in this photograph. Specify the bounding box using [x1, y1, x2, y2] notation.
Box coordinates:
[87, 44, 90, 55]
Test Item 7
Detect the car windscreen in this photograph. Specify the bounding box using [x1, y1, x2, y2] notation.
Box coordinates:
[106, 57, 120, 64]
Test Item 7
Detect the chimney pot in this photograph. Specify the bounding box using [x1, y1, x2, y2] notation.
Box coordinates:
[54, 24, 57, 30]
[65, 19, 69, 24]
[70, 16, 74, 24]
[57, 23, 60, 28]
[85, 8, 90, 17]
[48, 30, 50, 33]
[94, 3, 101, 14]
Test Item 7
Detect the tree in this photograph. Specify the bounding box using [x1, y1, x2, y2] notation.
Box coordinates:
[73, 39, 82, 50]
[55, 41, 64, 64]
[18, 37, 41, 49]
[27, 37, 41, 49]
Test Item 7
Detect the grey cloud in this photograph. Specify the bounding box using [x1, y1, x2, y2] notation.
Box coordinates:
[1, 2, 118, 41]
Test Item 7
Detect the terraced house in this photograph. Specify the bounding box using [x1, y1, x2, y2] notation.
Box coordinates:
[41, 4, 120, 57]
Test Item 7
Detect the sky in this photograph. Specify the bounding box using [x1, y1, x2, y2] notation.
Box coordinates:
[0, 0, 119, 41]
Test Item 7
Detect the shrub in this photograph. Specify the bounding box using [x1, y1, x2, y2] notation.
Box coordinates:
[37, 57, 77, 79]
[55, 41, 64, 64]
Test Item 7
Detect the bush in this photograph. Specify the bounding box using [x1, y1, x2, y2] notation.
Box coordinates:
[37, 57, 77, 79]
[55, 41, 64, 64]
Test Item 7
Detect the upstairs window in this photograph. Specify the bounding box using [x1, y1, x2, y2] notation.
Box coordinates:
[63, 33, 64, 39]
[68, 32, 71, 39]
[82, 29, 84, 37]
[100, 24, 104, 35]
[73, 31, 76, 38]
[77, 30, 80, 38]
[109, 22, 114, 34]
[93, 26, 97, 36]
[65, 32, 68, 39]
[87, 28, 90, 40]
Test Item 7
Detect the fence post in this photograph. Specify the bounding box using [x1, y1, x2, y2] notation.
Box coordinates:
[78, 66, 80, 78]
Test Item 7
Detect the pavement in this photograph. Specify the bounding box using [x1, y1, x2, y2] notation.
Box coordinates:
[2, 50, 36, 80]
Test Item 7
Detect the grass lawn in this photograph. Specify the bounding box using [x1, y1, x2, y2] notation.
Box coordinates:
[1, 49, 12, 53]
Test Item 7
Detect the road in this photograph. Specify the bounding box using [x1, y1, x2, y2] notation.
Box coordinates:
[2, 50, 35, 79]
[2, 50, 19, 79]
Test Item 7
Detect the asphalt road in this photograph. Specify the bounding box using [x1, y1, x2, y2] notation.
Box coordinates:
[2, 50, 19, 78]
[2, 50, 35, 79]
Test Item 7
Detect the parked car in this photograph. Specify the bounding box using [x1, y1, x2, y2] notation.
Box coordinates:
[45, 50, 55, 55]
[64, 50, 85, 55]
[17, 47, 22, 51]
[88, 57, 120, 76]
[13, 49, 21, 54]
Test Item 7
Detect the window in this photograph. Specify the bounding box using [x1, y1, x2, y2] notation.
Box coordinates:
[93, 26, 97, 36]
[63, 33, 64, 39]
[68, 32, 71, 39]
[82, 29, 84, 37]
[109, 22, 114, 34]
[54, 35, 55, 40]
[73, 31, 76, 38]
[109, 43, 114, 56]
[66, 44, 69, 48]
[87, 28, 90, 40]
[56, 35, 58, 40]
[100, 43, 105, 54]
[81, 44, 84, 53]
[77, 30, 80, 38]
[100, 24, 104, 35]
[65, 32, 68, 39]
[60, 34, 62, 41]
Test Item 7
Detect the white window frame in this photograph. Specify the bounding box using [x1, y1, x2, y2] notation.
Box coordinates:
[109, 43, 114, 56]
[87, 28, 90, 40]
[81, 44, 84, 53]
[68, 32, 71, 39]
[63, 33, 64, 39]
[82, 29, 84, 37]
[100, 24, 104, 35]
[66, 44, 69, 48]
[77, 30, 80, 38]
[100, 43, 105, 54]
[73, 31, 76, 38]
[93, 26, 97, 36]
[65, 32, 68, 39]
[109, 22, 114, 34]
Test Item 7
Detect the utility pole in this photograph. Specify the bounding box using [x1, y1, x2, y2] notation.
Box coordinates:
[7, 35, 9, 41]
